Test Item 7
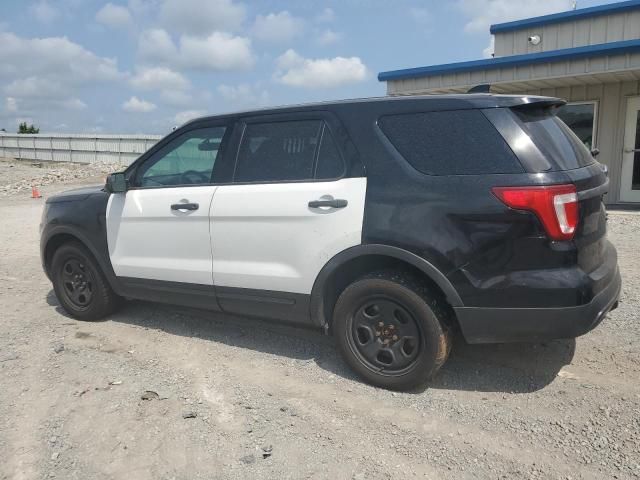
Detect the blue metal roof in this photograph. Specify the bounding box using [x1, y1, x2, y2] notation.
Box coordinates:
[377, 39, 640, 82]
[490, 0, 640, 34]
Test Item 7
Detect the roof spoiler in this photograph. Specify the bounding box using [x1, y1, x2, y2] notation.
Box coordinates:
[467, 84, 491, 94]
[510, 98, 567, 111]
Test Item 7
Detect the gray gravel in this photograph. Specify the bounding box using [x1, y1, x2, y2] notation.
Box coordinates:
[0, 159, 638, 480]
[0, 157, 124, 196]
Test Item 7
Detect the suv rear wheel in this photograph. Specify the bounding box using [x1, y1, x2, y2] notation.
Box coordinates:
[51, 242, 121, 321]
[333, 271, 451, 390]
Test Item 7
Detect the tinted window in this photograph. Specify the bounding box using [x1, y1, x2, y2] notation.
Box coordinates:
[513, 107, 595, 171]
[556, 103, 596, 150]
[378, 110, 523, 175]
[235, 120, 322, 182]
[137, 126, 226, 187]
[315, 128, 345, 179]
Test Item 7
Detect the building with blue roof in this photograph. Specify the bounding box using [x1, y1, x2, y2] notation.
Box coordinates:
[378, 0, 640, 205]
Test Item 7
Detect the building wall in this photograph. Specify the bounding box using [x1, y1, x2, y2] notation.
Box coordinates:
[493, 10, 640, 57]
[519, 80, 640, 204]
[385, 52, 640, 96]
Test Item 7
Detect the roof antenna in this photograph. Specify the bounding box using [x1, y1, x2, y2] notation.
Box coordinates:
[467, 84, 491, 94]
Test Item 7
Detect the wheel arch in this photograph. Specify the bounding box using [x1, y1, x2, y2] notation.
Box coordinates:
[309, 244, 463, 331]
[42, 226, 119, 292]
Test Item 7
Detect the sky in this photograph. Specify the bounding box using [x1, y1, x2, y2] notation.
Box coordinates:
[0, 0, 617, 134]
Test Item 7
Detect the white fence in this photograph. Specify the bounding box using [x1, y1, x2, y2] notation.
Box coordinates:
[0, 133, 162, 165]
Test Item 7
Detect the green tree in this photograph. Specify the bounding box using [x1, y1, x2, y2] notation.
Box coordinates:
[18, 122, 39, 134]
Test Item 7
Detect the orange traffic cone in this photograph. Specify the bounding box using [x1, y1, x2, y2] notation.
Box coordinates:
[31, 185, 42, 199]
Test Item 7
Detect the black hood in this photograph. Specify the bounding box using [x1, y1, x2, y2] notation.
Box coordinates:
[46, 185, 105, 204]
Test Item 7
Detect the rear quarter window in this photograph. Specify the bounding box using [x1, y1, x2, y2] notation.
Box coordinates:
[378, 109, 524, 175]
[511, 107, 595, 171]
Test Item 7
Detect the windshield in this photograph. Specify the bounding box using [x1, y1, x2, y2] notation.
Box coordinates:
[512, 106, 595, 172]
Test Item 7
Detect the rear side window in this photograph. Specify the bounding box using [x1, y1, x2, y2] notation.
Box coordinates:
[378, 110, 523, 175]
[512, 107, 595, 171]
[315, 129, 345, 179]
[235, 120, 322, 182]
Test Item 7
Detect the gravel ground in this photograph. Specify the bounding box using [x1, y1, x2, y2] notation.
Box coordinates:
[0, 158, 638, 480]
[0, 158, 125, 197]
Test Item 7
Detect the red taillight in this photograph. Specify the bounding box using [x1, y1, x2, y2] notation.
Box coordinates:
[492, 184, 579, 241]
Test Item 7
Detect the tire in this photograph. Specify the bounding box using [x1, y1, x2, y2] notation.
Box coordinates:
[333, 271, 451, 391]
[51, 242, 122, 321]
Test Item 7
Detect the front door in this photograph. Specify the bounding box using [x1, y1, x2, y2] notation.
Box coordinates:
[620, 96, 640, 203]
[106, 124, 229, 285]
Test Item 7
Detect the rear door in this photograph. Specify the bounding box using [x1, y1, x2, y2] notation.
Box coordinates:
[106, 123, 230, 285]
[209, 113, 366, 301]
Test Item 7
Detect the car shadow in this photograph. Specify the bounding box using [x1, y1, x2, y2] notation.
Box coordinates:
[46, 291, 575, 394]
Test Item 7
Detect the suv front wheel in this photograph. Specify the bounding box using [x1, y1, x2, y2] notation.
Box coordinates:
[333, 271, 451, 390]
[51, 242, 122, 321]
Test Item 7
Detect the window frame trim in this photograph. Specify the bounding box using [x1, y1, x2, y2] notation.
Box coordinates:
[125, 118, 235, 191]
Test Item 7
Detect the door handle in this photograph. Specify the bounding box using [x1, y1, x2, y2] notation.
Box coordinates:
[171, 202, 199, 211]
[308, 199, 348, 208]
[624, 148, 640, 153]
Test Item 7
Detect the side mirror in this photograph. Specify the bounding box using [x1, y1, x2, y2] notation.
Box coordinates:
[105, 172, 128, 193]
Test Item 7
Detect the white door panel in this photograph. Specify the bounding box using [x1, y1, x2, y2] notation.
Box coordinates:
[106, 186, 217, 284]
[210, 177, 367, 294]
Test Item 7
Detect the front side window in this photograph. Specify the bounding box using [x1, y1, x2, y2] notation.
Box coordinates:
[235, 120, 322, 182]
[137, 126, 226, 187]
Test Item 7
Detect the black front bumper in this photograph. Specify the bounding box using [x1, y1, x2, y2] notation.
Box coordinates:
[453, 264, 622, 344]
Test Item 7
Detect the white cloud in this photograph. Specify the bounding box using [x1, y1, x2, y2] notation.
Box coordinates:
[96, 3, 133, 29]
[130, 67, 190, 91]
[274, 49, 368, 89]
[0, 32, 123, 83]
[128, 0, 160, 16]
[122, 96, 157, 113]
[317, 29, 342, 46]
[62, 98, 88, 110]
[217, 83, 270, 108]
[483, 36, 495, 58]
[457, 0, 573, 33]
[137, 29, 254, 71]
[30, 1, 59, 24]
[251, 11, 304, 44]
[5, 76, 68, 99]
[160, 0, 246, 35]
[179, 33, 254, 70]
[174, 110, 206, 125]
[5, 97, 18, 113]
[316, 7, 335, 23]
[0, 31, 123, 121]
[138, 29, 178, 63]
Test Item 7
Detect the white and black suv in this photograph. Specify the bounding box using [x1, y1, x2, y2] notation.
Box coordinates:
[41, 95, 620, 390]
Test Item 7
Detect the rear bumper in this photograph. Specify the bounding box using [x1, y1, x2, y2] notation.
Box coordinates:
[454, 265, 621, 344]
